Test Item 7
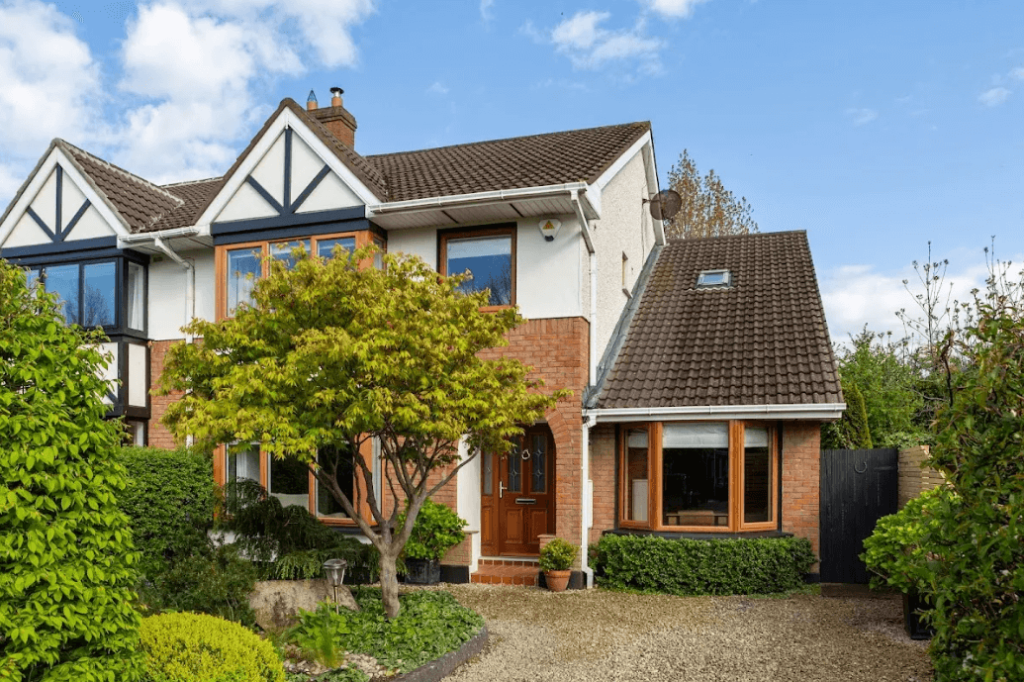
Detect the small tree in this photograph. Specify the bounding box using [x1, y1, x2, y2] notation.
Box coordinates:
[664, 149, 759, 239]
[159, 248, 561, 618]
[0, 261, 143, 680]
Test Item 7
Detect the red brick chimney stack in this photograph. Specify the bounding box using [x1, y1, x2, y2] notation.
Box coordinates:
[307, 86, 357, 148]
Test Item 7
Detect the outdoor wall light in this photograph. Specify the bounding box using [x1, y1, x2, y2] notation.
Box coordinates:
[323, 558, 348, 613]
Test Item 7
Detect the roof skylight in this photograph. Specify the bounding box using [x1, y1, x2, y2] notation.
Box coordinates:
[696, 269, 732, 288]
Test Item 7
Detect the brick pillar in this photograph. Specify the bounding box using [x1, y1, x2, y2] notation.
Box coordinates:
[148, 339, 184, 450]
[781, 422, 820, 560]
[589, 424, 617, 544]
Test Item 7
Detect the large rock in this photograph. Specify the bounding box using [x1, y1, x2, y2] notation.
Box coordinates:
[250, 579, 359, 632]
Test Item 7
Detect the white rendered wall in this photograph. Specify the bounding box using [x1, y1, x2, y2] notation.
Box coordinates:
[385, 216, 584, 321]
[592, 150, 657, 361]
[148, 248, 216, 341]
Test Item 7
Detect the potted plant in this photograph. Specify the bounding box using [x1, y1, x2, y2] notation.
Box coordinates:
[398, 498, 467, 585]
[539, 538, 577, 592]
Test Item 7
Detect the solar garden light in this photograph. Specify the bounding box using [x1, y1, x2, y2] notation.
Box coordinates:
[322, 558, 348, 613]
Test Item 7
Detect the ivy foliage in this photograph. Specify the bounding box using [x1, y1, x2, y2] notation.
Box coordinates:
[117, 446, 215, 578]
[140, 612, 285, 682]
[288, 590, 483, 675]
[396, 498, 467, 562]
[921, 296, 1024, 682]
[592, 534, 815, 596]
[0, 261, 144, 681]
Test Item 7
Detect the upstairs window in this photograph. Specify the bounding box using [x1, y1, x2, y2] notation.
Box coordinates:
[439, 226, 516, 309]
[24, 257, 146, 334]
[696, 269, 732, 289]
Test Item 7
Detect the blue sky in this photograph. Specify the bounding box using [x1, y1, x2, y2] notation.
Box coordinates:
[1, 0, 1021, 342]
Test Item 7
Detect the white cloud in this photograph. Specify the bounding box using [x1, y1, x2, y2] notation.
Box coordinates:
[846, 108, 878, 126]
[978, 86, 1011, 107]
[427, 81, 450, 95]
[644, 0, 710, 19]
[547, 10, 664, 72]
[480, 0, 494, 22]
[1009, 66, 1024, 80]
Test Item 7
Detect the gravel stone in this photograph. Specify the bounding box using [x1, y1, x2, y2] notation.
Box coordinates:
[442, 585, 933, 682]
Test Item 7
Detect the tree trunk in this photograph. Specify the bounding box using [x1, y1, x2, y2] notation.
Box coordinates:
[379, 548, 402, 620]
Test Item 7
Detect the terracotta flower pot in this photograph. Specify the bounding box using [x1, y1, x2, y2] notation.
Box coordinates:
[544, 569, 572, 592]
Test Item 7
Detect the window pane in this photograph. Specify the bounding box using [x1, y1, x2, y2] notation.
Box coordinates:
[482, 451, 493, 495]
[744, 427, 772, 524]
[44, 264, 79, 325]
[82, 262, 116, 327]
[507, 444, 522, 492]
[25, 268, 39, 289]
[269, 455, 309, 510]
[317, 444, 356, 519]
[227, 443, 260, 484]
[227, 248, 261, 315]
[127, 262, 145, 331]
[530, 434, 546, 494]
[373, 238, 385, 270]
[317, 237, 355, 260]
[625, 428, 649, 522]
[662, 423, 730, 527]
[446, 234, 512, 306]
[269, 240, 310, 270]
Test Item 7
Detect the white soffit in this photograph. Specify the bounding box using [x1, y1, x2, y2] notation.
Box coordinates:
[585, 403, 848, 423]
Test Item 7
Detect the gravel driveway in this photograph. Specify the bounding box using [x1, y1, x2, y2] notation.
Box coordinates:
[442, 585, 932, 682]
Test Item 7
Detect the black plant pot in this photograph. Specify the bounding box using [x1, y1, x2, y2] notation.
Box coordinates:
[404, 558, 441, 585]
[903, 590, 935, 640]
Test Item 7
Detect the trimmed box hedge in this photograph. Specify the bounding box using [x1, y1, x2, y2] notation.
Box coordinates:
[593, 534, 816, 596]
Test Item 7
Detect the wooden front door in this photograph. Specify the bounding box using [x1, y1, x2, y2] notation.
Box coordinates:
[480, 425, 555, 556]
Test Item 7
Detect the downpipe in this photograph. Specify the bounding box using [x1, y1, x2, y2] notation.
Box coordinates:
[153, 237, 195, 343]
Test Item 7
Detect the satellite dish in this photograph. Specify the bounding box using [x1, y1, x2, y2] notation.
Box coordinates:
[646, 190, 682, 221]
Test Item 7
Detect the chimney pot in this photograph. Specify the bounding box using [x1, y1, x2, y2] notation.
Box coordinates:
[306, 89, 318, 111]
[330, 86, 344, 108]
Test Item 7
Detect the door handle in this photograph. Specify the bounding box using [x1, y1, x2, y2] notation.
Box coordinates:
[499, 481, 506, 499]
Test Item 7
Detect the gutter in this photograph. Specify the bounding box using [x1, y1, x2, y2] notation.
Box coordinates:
[584, 403, 848, 423]
[117, 225, 204, 246]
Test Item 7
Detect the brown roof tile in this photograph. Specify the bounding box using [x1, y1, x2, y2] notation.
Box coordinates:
[597, 231, 842, 409]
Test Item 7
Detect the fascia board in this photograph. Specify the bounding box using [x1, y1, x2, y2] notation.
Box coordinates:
[585, 403, 848, 423]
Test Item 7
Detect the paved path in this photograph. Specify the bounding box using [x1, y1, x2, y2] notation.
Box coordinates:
[443, 585, 932, 682]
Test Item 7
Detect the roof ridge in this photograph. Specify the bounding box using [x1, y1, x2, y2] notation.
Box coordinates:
[365, 121, 651, 160]
[57, 140, 185, 207]
[161, 176, 223, 188]
[669, 229, 806, 243]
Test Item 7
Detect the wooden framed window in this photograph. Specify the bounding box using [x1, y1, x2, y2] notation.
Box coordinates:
[618, 421, 778, 532]
[215, 230, 376, 320]
[439, 226, 516, 310]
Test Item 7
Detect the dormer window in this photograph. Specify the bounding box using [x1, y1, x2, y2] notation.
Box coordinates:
[697, 269, 732, 289]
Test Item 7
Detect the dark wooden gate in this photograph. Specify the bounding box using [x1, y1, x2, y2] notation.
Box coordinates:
[820, 449, 899, 583]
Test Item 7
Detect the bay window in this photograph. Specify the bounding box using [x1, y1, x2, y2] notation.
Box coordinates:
[217, 230, 380, 319]
[24, 257, 144, 333]
[619, 421, 778, 532]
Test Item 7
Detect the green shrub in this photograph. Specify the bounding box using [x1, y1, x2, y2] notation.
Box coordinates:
[140, 612, 285, 682]
[539, 538, 577, 572]
[117, 446, 215, 578]
[289, 589, 483, 674]
[862, 486, 954, 593]
[0, 261, 144, 681]
[396, 498, 467, 562]
[593, 534, 816, 595]
[144, 544, 258, 626]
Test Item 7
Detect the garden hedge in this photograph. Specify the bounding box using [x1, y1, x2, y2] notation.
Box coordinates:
[593, 534, 815, 595]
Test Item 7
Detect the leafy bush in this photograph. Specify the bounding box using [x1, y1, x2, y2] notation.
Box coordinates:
[286, 670, 367, 682]
[593, 534, 816, 595]
[396, 498, 467, 562]
[288, 589, 483, 674]
[920, 295, 1024, 681]
[118, 446, 215, 578]
[862, 486, 954, 593]
[0, 261, 144, 681]
[539, 538, 577, 572]
[144, 544, 258, 626]
[218, 480, 381, 582]
[141, 612, 285, 682]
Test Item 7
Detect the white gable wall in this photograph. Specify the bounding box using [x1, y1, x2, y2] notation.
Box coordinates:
[216, 182, 278, 222]
[250, 133, 287, 206]
[63, 206, 117, 241]
[34, 170, 58, 228]
[4, 213, 51, 248]
[297, 172, 362, 213]
[148, 248, 216, 341]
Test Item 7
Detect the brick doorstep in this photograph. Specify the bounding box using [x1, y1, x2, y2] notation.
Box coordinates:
[471, 563, 539, 587]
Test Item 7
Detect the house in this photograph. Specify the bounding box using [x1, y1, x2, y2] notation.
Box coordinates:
[0, 90, 843, 586]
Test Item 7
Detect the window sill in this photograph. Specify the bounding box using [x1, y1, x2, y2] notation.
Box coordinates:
[479, 304, 515, 313]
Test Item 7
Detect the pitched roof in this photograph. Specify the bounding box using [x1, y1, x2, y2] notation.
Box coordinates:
[596, 231, 842, 409]
[366, 121, 651, 202]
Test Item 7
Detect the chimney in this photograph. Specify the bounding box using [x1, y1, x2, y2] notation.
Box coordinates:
[306, 90, 318, 111]
[307, 86, 357, 148]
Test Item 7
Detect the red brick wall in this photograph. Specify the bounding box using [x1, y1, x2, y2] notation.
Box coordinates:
[781, 422, 821, 559]
[148, 339, 183, 450]
[589, 424, 616, 544]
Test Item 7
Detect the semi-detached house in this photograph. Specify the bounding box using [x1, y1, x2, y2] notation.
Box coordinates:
[0, 90, 844, 586]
